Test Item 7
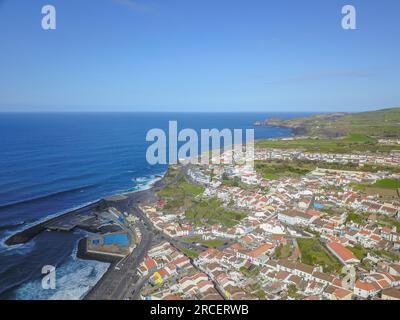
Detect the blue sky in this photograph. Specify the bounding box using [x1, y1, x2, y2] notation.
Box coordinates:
[0, 0, 399, 112]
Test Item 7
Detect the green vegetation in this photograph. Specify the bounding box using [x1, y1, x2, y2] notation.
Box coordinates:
[256, 135, 395, 154]
[181, 236, 225, 248]
[373, 249, 400, 262]
[352, 179, 400, 192]
[240, 265, 261, 277]
[345, 212, 365, 225]
[158, 178, 204, 198]
[297, 238, 342, 273]
[158, 176, 246, 228]
[260, 108, 400, 138]
[372, 179, 400, 189]
[186, 198, 247, 227]
[179, 247, 199, 259]
[256, 290, 266, 300]
[256, 159, 400, 183]
[181, 236, 226, 247]
[255, 160, 312, 180]
[377, 216, 400, 232]
[162, 166, 182, 185]
[180, 236, 202, 243]
[179, 181, 205, 195]
[254, 157, 399, 181]
[157, 177, 204, 211]
[200, 239, 226, 247]
[275, 243, 293, 259]
[221, 174, 258, 190]
[320, 207, 341, 216]
[287, 284, 303, 300]
[346, 245, 367, 260]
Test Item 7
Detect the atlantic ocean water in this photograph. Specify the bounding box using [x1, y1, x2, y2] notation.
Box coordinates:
[0, 112, 306, 300]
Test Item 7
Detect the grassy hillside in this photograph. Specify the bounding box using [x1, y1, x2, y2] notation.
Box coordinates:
[259, 108, 400, 138]
[255, 134, 398, 154]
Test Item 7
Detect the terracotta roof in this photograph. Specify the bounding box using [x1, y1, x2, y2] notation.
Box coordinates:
[144, 258, 157, 270]
[355, 280, 376, 292]
[276, 271, 290, 280]
[247, 243, 274, 258]
[313, 271, 334, 283]
[158, 268, 169, 277]
[334, 288, 352, 299]
[327, 242, 359, 262]
[281, 210, 313, 220]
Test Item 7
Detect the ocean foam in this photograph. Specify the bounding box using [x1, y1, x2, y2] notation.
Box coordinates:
[14, 249, 110, 300]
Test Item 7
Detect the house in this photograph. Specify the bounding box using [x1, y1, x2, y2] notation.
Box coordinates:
[327, 242, 360, 265]
[323, 285, 353, 300]
[236, 243, 274, 267]
[278, 210, 315, 226]
[354, 280, 379, 299]
[389, 263, 400, 276]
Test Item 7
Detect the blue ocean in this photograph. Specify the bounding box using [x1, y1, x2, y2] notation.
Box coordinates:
[0, 112, 304, 299]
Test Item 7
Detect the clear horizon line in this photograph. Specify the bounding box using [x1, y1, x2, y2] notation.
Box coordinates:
[0, 110, 340, 114]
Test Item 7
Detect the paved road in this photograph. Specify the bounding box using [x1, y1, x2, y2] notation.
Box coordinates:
[85, 220, 154, 300]
[85, 165, 225, 300]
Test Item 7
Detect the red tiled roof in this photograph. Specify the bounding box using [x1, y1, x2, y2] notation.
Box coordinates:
[144, 258, 156, 270]
[247, 243, 274, 258]
[355, 280, 376, 292]
[328, 242, 359, 262]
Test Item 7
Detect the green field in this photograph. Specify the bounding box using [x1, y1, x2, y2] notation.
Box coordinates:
[345, 212, 366, 225]
[157, 177, 205, 211]
[256, 135, 394, 154]
[297, 238, 342, 273]
[255, 160, 312, 180]
[372, 179, 400, 189]
[346, 245, 367, 260]
[240, 265, 261, 277]
[180, 236, 202, 243]
[185, 198, 247, 227]
[274, 243, 293, 259]
[256, 159, 400, 182]
[255, 158, 386, 181]
[373, 249, 400, 262]
[260, 108, 400, 138]
[179, 247, 199, 258]
[200, 239, 226, 247]
[158, 178, 204, 198]
[352, 178, 400, 192]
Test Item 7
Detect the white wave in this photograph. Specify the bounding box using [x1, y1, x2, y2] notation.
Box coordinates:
[14, 251, 110, 300]
[2, 170, 166, 246]
[121, 171, 166, 195]
[0, 235, 36, 254]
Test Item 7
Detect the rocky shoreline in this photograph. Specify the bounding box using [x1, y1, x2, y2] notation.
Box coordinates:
[4, 201, 104, 246]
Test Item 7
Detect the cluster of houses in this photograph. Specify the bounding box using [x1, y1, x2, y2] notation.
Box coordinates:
[255, 148, 400, 167]
[136, 146, 400, 300]
[138, 241, 223, 300]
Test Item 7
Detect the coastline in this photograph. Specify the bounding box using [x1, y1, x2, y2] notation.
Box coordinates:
[3, 118, 301, 300]
[82, 170, 172, 300]
[3, 170, 168, 300]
